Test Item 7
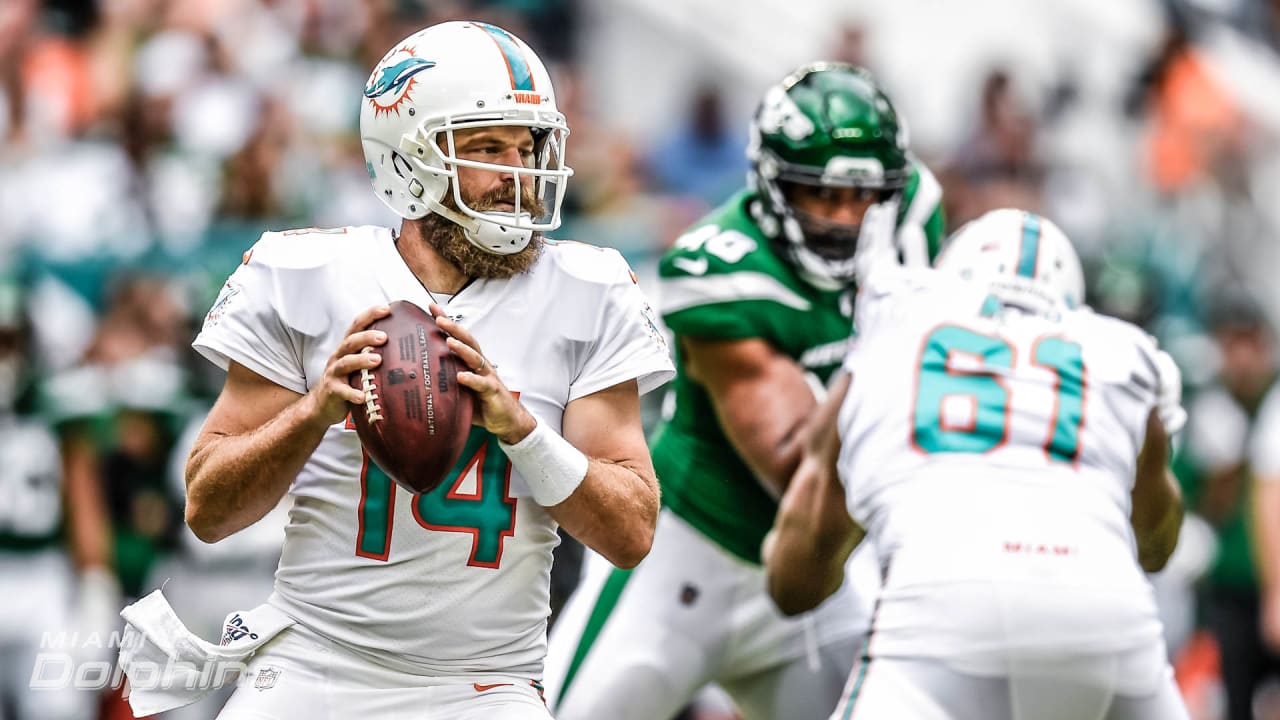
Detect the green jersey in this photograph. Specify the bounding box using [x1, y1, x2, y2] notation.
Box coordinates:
[652, 165, 944, 563]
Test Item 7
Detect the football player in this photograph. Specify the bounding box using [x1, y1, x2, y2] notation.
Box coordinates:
[118, 21, 673, 719]
[765, 209, 1189, 719]
[0, 280, 116, 720]
[544, 63, 944, 719]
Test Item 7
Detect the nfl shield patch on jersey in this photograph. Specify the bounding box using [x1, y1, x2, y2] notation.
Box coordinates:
[254, 667, 281, 691]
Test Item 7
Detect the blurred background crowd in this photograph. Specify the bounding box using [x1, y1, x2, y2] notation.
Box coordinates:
[2, 0, 1280, 718]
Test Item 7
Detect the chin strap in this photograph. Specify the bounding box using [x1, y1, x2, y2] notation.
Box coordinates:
[422, 196, 533, 255]
[464, 213, 535, 255]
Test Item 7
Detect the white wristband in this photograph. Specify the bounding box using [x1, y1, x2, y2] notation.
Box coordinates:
[499, 419, 589, 507]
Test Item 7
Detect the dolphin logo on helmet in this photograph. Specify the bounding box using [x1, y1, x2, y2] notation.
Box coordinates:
[364, 57, 437, 100]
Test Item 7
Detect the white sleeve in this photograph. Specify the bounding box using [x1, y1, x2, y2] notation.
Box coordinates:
[843, 294, 875, 376]
[568, 255, 675, 402]
[848, 265, 936, 359]
[1186, 389, 1248, 467]
[844, 268, 907, 376]
[853, 200, 903, 282]
[192, 236, 307, 394]
[1250, 384, 1280, 479]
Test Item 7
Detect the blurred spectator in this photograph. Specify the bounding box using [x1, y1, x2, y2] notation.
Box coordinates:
[1255, 362, 1280, 720]
[555, 64, 699, 256]
[1137, 26, 1246, 197]
[42, 275, 191, 597]
[942, 68, 1044, 226]
[644, 83, 746, 209]
[0, 274, 116, 720]
[0, 0, 39, 146]
[1088, 256, 1164, 330]
[217, 98, 288, 220]
[16, 0, 98, 145]
[1178, 287, 1280, 720]
[830, 21, 869, 68]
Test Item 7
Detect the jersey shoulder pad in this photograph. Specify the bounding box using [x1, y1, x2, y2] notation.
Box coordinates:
[660, 195, 781, 282]
[860, 264, 935, 298]
[244, 226, 379, 272]
[659, 229, 780, 281]
[1073, 310, 1156, 351]
[1070, 310, 1161, 385]
[863, 266, 977, 312]
[657, 191, 807, 340]
[856, 267, 975, 333]
[541, 239, 632, 286]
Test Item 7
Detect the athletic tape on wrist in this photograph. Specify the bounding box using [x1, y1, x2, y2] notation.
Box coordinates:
[499, 419, 588, 507]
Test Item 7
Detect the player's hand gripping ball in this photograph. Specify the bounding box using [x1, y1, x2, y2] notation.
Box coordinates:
[348, 300, 473, 493]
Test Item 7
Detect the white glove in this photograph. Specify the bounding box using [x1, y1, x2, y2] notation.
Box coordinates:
[1154, 349, 1187, 435]
[74, 565, 123, 665]
[853, 199, 901, 284]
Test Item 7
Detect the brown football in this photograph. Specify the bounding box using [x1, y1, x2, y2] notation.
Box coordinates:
[349, 300, 473, 494]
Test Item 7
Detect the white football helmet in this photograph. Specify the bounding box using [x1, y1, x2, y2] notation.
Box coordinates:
[936, 208, 1085, 312]
[360, 21, 572, 255]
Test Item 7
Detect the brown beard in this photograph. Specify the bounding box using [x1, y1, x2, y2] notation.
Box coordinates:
[420, 186, 547, 279]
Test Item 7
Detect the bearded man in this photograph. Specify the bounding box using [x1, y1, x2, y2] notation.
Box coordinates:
[117, 20, 673, 720]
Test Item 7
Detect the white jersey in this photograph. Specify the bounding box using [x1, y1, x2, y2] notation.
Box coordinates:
[0, 416, 63, 548]
[837, 267, 1169, 667]
[193, 225, 673, 676]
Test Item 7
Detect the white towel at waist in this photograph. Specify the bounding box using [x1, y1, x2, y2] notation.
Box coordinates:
[118, 589, 295, 717]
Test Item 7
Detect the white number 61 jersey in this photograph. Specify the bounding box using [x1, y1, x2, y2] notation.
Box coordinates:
[836, 267, 1173, 662]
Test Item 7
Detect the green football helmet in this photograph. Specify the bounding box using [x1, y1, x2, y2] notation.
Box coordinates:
[747, 62, 909, 289]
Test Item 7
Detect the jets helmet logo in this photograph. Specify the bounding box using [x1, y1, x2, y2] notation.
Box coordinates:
[756, 85, 814, 141]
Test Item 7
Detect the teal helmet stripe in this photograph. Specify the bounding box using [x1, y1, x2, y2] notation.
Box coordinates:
[1016, 212, 1041, 279]
[475, 23, 535, 91]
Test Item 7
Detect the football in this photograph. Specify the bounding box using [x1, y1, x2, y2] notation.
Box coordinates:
[348, 300, 473, 494]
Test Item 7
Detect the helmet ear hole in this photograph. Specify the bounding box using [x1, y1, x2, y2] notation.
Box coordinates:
[391, 152, 413, 180]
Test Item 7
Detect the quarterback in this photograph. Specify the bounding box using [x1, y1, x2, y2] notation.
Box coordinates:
[118, 21, 672, 719]
[766, 209, 1190, 719]
[545, 63, 943, 719]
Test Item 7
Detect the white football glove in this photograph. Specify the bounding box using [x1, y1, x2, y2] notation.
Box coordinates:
[1154, 349, 1187, 435]
[74, 565, 123, 665]
[852, 199, 901, 285]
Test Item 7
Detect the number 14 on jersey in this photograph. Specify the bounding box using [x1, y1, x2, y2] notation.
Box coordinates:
[350, 421, 517, 569]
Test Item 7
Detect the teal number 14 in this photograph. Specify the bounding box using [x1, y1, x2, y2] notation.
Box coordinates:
[355, 426, 516, 568]
[912, 325, 1085, 462]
